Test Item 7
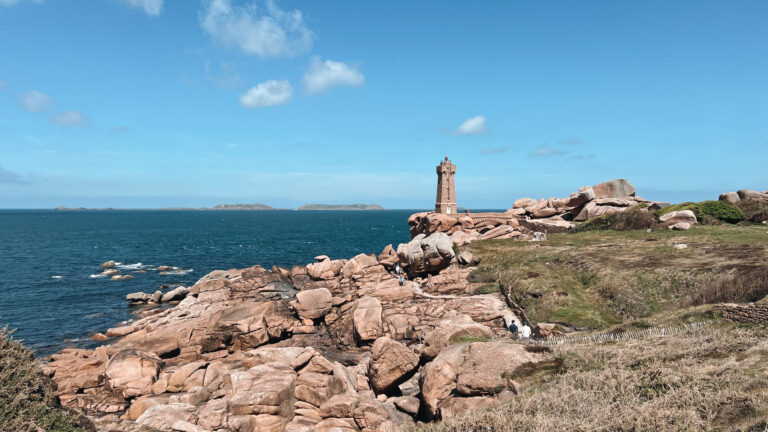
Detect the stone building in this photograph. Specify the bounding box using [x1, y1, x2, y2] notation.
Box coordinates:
[435, 156, 457, 214]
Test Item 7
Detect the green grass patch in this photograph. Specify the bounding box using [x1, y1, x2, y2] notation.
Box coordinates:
[449, 335, 491, 344]
[474, 284, 500, 294]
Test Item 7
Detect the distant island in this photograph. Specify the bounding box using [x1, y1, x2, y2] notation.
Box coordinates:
[211, 203, 276, 210]
[297, 203, 385, 210]
[53, 203, 386, 211]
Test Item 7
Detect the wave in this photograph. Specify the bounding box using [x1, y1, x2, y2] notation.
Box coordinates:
[160, 269, 194, 275]
[89, 274, 106, 278]
[117, 262, 145, 270]
[51, 275, 63, 279]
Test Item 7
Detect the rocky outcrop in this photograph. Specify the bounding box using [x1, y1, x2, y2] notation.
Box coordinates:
[368, 337, 419, 393]
[47, 234, 557, 432]
[719, 189, 768, 205]
[411, 179, 666, 243]
[397, 232, 455, 275]
[658, 210, 698, 227]
[420, 341, 552, 419]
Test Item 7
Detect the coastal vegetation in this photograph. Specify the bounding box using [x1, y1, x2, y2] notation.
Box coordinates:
[654, 200, 745, 224]
[413, 325, 768, 432]
[466, 224, 768, 329]
[0, 328, 92, 432]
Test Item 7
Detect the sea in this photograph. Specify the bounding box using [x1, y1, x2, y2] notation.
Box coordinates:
[0, 209, 420, 356]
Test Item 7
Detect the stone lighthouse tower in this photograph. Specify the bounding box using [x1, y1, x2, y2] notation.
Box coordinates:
[435, 156, 457, 214]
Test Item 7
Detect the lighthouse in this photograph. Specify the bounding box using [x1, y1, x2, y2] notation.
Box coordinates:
[435, 156, 457, 214]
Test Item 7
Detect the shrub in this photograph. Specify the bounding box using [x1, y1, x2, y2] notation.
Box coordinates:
[0, 328, 93, 432]
[698, 201, 745, 224]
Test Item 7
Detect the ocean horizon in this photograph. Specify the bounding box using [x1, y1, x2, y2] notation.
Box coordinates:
[0, 209, 442, 356]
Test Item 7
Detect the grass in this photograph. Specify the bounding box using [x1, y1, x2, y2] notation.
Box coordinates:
[449, 335, 491, 344]
[0, 328, 93, 432]
[412, 325, 768, 432]
[473, 284, 500, 295]
[465, 224, 768, 329]
[575, 205, 656, 232]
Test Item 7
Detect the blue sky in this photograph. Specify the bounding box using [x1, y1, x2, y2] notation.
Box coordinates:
[0, 0, 766, 209]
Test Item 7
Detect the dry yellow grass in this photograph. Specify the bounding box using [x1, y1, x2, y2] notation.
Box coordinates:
[413, 325, 768, 432]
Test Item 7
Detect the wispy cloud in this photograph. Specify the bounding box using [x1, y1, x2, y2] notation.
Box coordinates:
[239, 79, 293, 108]
[50, 111, 90, 127]
[200, 0, 314, 58]
[111, 126, 129, 133]
[0, 0, 41, 7]
[456, 115, 486, 135]
[120, 0, 163, 16]
[17, 90, 53, 112]
[0, 80, 7, 90]
[529, 146, 567, 157]
[481, 147, 508, 155]
[303, 57, 365, 94]
[0, 165, 28, 184]
[556, 138, 582, 146]
[205, 60, 242, 89]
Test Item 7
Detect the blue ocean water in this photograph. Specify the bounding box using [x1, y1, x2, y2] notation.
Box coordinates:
[0, 210, 417, 356]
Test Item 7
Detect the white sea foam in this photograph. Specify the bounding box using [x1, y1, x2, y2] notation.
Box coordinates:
[51, 275, 63, 279]
[117, 262, 144, 270]
[161, 268, 194, 275]
[90, 274, 106, 278]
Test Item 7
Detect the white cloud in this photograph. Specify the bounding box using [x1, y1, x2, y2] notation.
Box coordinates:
[456, 116, 486, 135]
[18, 90, 53, 112]
[50, 111, 90, 127]
[120, 0, 163, 16]
[200, 0, 314, 58]
[303, 57, 365, 94]
[239, 79, 292, 108]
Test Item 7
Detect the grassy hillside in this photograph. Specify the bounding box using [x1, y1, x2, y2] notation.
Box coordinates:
[417, 223, 768, 431]
[464, 224, 768, 330]
[0, 328, 92, 432]
[414, 324, 768, 432]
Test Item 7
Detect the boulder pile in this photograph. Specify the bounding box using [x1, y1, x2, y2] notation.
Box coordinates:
[46, 234, 542, 432]
[410, 179, 666, 244]
[719, 189, 768, 205]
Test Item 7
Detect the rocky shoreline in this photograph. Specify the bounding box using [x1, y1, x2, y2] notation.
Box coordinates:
[45, 227, 548, 432]
[41, 178, 722, 431]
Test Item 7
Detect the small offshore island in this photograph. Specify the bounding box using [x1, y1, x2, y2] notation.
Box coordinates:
[53, 203, 386, 211]
[7, 157, 768, 432]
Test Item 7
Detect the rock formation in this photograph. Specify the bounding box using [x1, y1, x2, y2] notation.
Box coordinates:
[409, 179, 666, 244]
[719, 189, 768, 205]
[47, 235, 539, 432]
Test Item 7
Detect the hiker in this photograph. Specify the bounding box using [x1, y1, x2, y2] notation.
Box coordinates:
[399, 274, 404, 286]
[395, 263, 401, 275]
[508, 322, 518, 335]
[519, 324, 531, 340]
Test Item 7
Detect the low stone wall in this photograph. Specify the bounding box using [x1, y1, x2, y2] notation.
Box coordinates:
[719, 303, 768, 324]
